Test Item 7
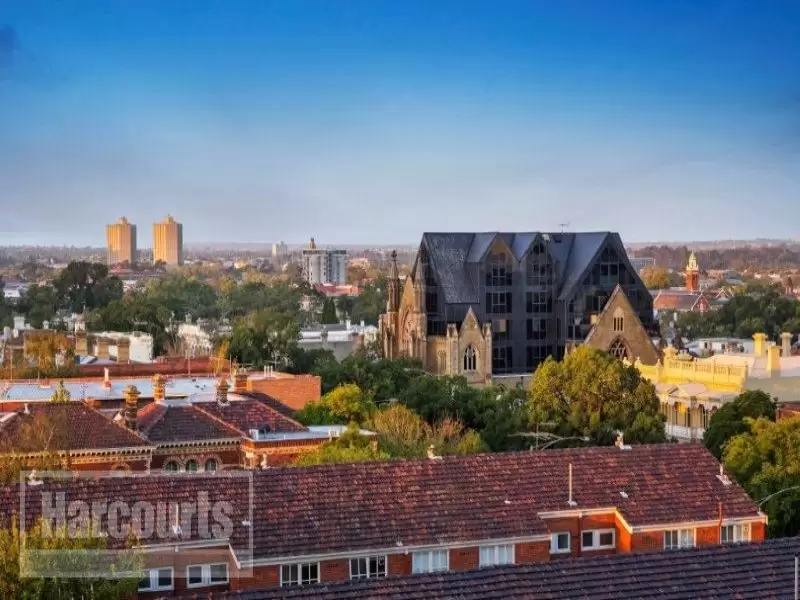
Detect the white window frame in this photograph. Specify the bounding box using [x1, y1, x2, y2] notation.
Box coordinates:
[411, 549, 449, 574]
[185, 563, 229, 589]
[664, 528, 695, 550]
[721, 523, 751, 544]
[280, 562, 320, 587]
[138, 567, 174, 592]
[581, 528, 616, 550]
[349, 555, 388, 580]
[479, 544, 515, 567]
[550, 532, 571, 554]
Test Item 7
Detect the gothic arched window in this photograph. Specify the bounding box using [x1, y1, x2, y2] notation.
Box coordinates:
[609, 338, 628, 360]
[463, 346, 477, 372]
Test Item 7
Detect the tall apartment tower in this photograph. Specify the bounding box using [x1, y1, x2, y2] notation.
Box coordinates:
[106, 217, 137, 265]
[301, 238, 347, 285]
[152, 215, 184, 266]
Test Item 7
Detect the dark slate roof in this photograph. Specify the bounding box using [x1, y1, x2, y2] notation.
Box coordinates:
[136, 403, 241, 443]
[0, 402, 151, 453]
[420, 231, 624, 305]
[201, 537, 800, 600]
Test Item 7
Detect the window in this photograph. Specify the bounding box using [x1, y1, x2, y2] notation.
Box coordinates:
[204, 458, 217, 472]
[664, 529, 694, 550]
[186, 563, 229, 588]
[412, 550, 448, 574]
[550, 532, 571, 554]
[138, 567, 173, 592]
[493, 318, 510, 341]
[613, 316, 624, 332]
[527, 318, 547, 341]
[486, 291, 512, 314]
[349, 555, 387, 580]
[281, 562, 320, 586]
[526, 292, 552, 313]
[426, 288, 438, 313]
[463, 345, 477, 372]
[526, 345, 550, 370]
[486, 252, 512, 286]
[609, 338, 628, 360]
[185, 459, 199, 473]
[581, 529, 615, 550]
[721, 523, 750, 544]
[163, 461, 178, 473]
[492, 346, 513, 375]
[479, 544, 514, 567]
[437, 350, 447, 373]
[526, 244, 554, 286]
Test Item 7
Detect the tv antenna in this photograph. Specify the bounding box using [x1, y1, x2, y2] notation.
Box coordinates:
[558, 222, 570, 233]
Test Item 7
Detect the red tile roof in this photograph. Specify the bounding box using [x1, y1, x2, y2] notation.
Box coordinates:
[195, 397, 307, 436]
[201, 536, 800, 600]
[0, 402, 151, 453]
[652, 291, 706, 312]
[0, 444, 762, 563]
[136, 403, 241, 443]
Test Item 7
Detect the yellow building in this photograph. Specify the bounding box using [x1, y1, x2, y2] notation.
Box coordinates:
[632, 332, 800, 441]
[153, 215, 184, 266]
[106, 217, 137, 265]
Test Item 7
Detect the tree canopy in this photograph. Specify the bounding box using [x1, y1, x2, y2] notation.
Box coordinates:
[528, 345, 666, 445]
[294, 384, 377, 426]
[703, 390, 776, 459]
[292, 423, 389, 466]
[723, 417, 800, 538]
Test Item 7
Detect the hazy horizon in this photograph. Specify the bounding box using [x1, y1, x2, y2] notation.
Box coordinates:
[1, 1, 798, 247]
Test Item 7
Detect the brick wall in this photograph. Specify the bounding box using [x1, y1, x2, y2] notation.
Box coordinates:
[696, 525, 719, 546]
[449, 547, 479, 571]
[139, 546, 233, 598]
[388, 553, 412, 577]
[248, 376, 321, 410]
[78, 357, 227, 378]
[320, 559, 349, 582]
[631, 530, 664, 552]
[751, 521, 766, 541]
[515, 541, 549, 563]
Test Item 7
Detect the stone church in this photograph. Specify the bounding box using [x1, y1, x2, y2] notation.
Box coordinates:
[380, 232, 660, 385]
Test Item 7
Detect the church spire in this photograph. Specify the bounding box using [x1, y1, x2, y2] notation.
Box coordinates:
[387, 250, 400, 312]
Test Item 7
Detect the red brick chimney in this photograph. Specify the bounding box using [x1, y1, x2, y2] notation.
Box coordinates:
[152, 374, 166, 403]
[216, 377, 230, 405]
[233, 367, 248, 393]
[123, 385, 140, 430]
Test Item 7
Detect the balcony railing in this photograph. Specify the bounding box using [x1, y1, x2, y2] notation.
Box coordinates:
[665, 423, 705, 441]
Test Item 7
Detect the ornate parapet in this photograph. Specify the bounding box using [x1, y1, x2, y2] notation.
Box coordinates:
[633, 356, 747, 393]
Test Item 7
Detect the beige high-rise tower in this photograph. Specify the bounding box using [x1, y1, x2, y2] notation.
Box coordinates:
[106, 217, 137, 265]
[152, 215, 184, 266]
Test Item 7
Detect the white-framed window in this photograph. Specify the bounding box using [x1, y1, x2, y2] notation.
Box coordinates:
[721, 523, 751, 544]
[280, 562, 320, 586]
[479, 544, 514, 567]
[412, 550, 449, 574]
[186, 563, 229, 588]
[581, 529, 616, 550]
[349, 555, 387, 580]
[138, 567, 173, 592]
[550, 532, 571, 554]
[664, 528, 695, 550]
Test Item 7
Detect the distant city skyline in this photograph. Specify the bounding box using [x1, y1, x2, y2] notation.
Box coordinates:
[1, 1, 798, 246]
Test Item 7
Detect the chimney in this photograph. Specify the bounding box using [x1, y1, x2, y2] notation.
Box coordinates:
[75, 331, 88, 356]
[216, 377, 230, 405]
[123, 385, 140, 430]
[233, 367, 248, 393]
[152, 374, 166, 403]
[753, 333, 767, 358]
[116, 338, 131, 364]
[103, 367, 112, 389]
[97, 337, 110, 360]
[781, 332, 793, 357]
[767, 345, 781, 375]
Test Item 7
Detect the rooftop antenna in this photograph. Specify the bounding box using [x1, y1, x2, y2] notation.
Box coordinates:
[558, 222, 570, 233]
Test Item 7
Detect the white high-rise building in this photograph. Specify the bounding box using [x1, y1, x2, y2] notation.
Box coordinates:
[301, 238, 347, 285]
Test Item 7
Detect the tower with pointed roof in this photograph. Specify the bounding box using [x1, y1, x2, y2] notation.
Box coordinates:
[685, 251, 700, 292]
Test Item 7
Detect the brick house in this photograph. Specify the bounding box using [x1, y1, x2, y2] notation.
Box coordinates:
[1, 444, 765, 598]
[0, 375, 360, 473]
[652, 289, 712, 314]
[216, 536, 800, 600]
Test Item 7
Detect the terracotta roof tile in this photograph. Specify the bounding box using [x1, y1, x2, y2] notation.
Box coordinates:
[136, 403, 241, 443]
[653, 291, 704, 311]
[0, 402, 151, 452]
[203, 537, 800, 600]
[196, 397, 306, 436]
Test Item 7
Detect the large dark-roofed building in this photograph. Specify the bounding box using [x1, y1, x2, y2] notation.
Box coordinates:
[380, 232, 658, 383]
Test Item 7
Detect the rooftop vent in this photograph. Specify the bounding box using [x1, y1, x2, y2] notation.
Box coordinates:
[615, 432, 632, 450]
[427, 445, 443, 460]
[716, 464, 732, 486]
[27, 470, 43, 487]
[620, 490, 629, 499]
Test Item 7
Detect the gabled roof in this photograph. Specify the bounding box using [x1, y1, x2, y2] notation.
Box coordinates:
[0, 402, 151, 453]
[210, 537, 800, 600]
[0, 444, 762, 562]
[195, 397, 307, 436]
[136, 403, 241, 443]
[653, 290, 707, 311]
[420, 233, 479, 304]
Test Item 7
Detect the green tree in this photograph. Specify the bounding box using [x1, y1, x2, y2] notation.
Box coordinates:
[0, 516, 142, 599]
[0, 279, 11, 328]
[349, 275, 388, 326]
[17, 285, 58, 329]
[723, 417, 800, 537]
[292, 423, 389, 466]
[319, 298, 338, 325]
[295, 384, 376, 425]
[53, 261, 123, 312]
[227, 309, 300, 368]
[640, 266, 671, 289]
[528, 345, 666, 445]
[703, 390, 776, 459]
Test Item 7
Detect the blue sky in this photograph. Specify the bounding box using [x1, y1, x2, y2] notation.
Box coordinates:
[1, 1, 798, 247]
